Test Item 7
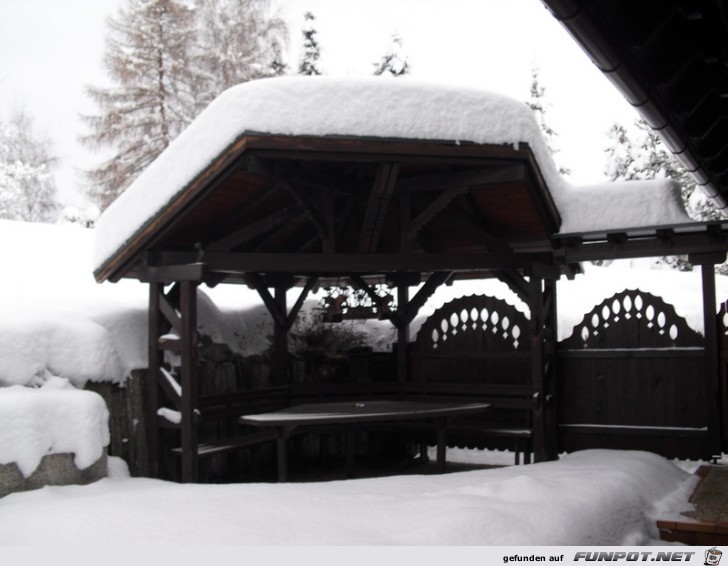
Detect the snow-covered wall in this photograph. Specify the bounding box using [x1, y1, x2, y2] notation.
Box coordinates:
[0, 377, 109, 478]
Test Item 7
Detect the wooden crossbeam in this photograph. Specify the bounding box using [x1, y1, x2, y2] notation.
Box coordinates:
[285, 276, 318, 331]
[159, 251, 554, 273]
[358, 162, 400, 252]
[407, 186, 469, 241]
[496, 270, 530, 304]
[247, 273, 316, 332]
[158, 292, 182, 334]
[141, 263, 206, 283]
[281, 182, 327, 240]
[207, 179, 283, 243]
[158, 367, 182, 410]
[207, 206, 302, 252]
[247, 273, 288, 328]
[401, 271, 452, 324]
[555, 232, 728, 262]
[397, 165, 526, 192]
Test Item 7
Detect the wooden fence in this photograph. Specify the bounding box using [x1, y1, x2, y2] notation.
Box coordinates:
[408, 290, 723, 461]
[557, 290, 715, 460]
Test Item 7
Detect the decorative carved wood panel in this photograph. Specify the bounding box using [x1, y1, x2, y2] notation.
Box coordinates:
[561, 289, 703, 349]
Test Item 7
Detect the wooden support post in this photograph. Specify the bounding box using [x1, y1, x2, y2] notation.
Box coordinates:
[179, 281, 199, 483]
[147, 281, 163, 478]
[529, 275, 548, 463]
[700, 262, 722, 456]
[272, 282, 289, 386]
[396, 280, 410, 383]
[543, 278, 559, 460]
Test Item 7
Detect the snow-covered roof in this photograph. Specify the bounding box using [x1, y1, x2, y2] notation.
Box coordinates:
[94, 76, 692, 275]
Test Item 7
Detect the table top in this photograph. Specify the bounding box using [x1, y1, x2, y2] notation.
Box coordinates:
[239, 399, 491, 427]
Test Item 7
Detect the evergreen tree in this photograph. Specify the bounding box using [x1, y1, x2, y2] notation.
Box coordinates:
[372, 33, 410, 77]
[194, 0, 287, 110]
[298, 12, 322, 76]
[0, 109, 59, 222]
[526, 67, 570, 176]
[604, 118, 726, 271]
[83, 0, 288, 209]
[81, 0, 199, 209]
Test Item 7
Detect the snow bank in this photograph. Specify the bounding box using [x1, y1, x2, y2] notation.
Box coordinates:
[0, 378, 109, 477]
[0, 220, 258, 387]
[0, 449, 691, 545]
[93, 76, 693, 275]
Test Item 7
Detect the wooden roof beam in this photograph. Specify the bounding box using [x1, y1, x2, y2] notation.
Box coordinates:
[358, 162, 400, 253]
[157, 251, 554, 274]
[398, 165, 526, 192]
[555, 232, 728, 262]
[206, 205, 303, 252]
[407, 186, 470, 241]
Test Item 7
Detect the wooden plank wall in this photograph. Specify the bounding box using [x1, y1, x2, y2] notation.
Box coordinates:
[409, 290, 723, 460]
[557, 289, 716, 460]
[409, 295, 534, 451]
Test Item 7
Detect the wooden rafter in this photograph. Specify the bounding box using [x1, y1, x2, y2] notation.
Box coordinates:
[207, 179, 283, 244]
[281, 182, 327, 240]
[207, 205, 303, 252]
[358, 162, 400, 252]
[406, 186, 469, 241]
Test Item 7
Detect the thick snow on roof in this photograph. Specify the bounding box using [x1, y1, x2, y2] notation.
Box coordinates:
[94, 76, 692, 273]
[558, 178, 690, 234]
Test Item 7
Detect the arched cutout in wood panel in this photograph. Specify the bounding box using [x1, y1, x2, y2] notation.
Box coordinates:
[561, 289, 703, 349]
[412, 295, 529, 353]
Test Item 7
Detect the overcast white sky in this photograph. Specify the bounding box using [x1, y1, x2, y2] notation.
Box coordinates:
[0, 0, 641, 208]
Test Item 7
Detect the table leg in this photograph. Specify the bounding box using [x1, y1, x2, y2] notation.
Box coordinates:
[436, 418, 447, 473]
[345, 425, 355, 478]
[276, 427, 290, 483]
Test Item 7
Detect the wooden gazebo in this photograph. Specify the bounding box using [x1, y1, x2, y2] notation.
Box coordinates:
[94, 78, 728, 482]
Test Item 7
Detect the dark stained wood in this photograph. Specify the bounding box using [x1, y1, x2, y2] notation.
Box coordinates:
[556, 289, 716, 460]
[206, 206, 302, 252]
[179, 281, 199, 483]
[556, 230, 728, 263]
[358, 162, 400, 253]
[409, 294, 536, 456]
[701, 263, 722, 456]
[396, 282, 410, 383]
[147, 282, 163, 478]
[529, 276, 547, 462]
[397, 165, 526, 192]
[95, 133, 566, 284]
[156, 251, 555, 274]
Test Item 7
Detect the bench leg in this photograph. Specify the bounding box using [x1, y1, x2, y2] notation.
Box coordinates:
[345, 426, 355, 478]
[436, 418, 447, 473]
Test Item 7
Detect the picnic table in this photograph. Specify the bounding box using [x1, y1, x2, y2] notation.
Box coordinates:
[239, 399, 491, 481]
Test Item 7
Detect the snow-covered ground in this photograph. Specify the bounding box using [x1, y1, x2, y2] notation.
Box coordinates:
[0, 449, 699, 546]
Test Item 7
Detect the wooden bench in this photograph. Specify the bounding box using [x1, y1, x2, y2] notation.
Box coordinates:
[170, 386, 290, 476]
